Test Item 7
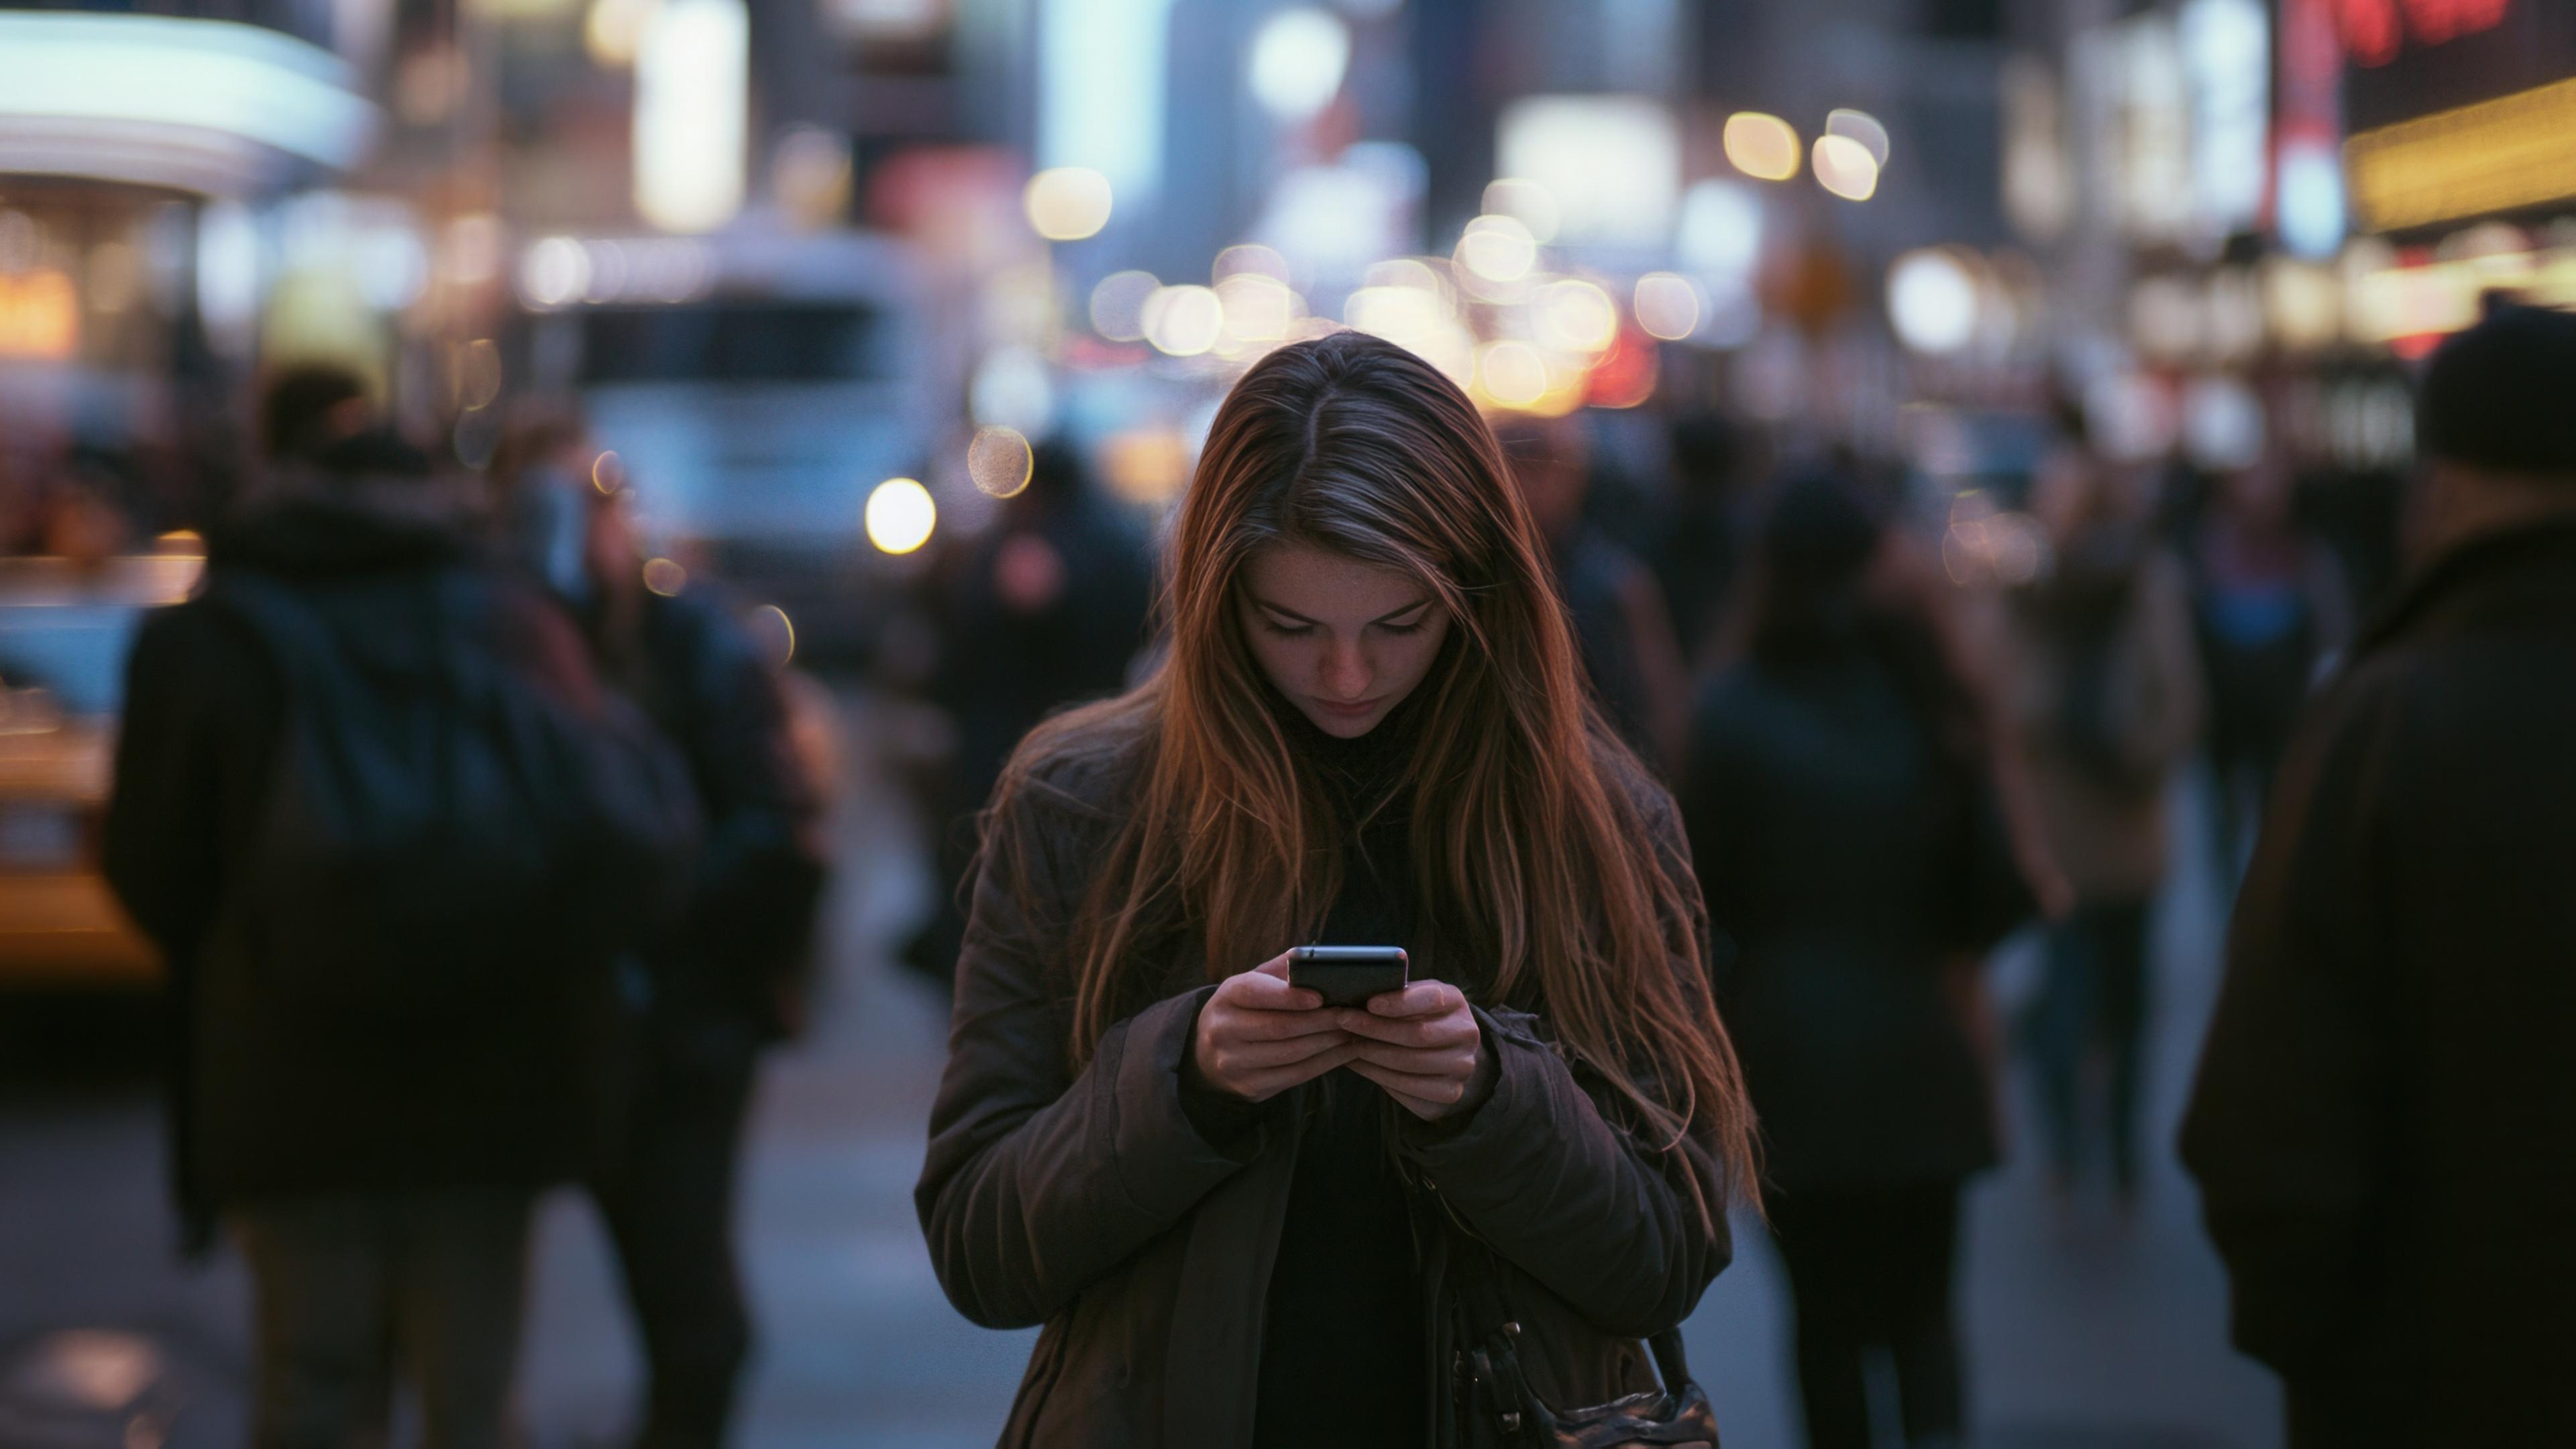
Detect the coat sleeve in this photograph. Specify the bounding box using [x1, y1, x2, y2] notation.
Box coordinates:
[2178, 668, 2406, 1377]
[662, 602, 826, 1003]
[914, 767, 1266, 1330]
[103, 606, 270, 955]
[1400, 784, 1733, 1340]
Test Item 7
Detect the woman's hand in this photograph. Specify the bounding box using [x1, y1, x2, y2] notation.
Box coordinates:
[1192, 953, 1360, 1102]
[1338, 981, 1494, 1122]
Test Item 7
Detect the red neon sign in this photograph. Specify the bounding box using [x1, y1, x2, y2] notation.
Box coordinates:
[2336, 0, 2511, 65]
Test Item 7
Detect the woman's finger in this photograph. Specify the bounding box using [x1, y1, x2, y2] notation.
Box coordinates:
[1235, 1039, 1364, 1097]
[1333, 1008, 1472, 1047]
[1222, 968, 1323, 1013]
[1203, 1030, 1351, 1076]
[1223, 1004, 1346, 1040]
[1347, 1040, 1476, 1079]
[1347, 1059, 1472, 1116]
[1364, 980, 1466, 1020]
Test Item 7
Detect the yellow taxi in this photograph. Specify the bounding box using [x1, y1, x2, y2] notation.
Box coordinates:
[0, 548, 199, 985]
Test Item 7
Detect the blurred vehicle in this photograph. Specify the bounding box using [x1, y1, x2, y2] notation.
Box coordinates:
[516, 227, 941, 665]
[0, 550, 199, 985]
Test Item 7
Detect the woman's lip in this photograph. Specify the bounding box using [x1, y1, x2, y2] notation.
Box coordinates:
[1311, 696, 1382, 716]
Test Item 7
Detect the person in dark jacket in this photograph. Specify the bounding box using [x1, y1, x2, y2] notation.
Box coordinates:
[1680, 476, 2031, 1449]
[1648, 410, 1752, 672]
[900, 435, 1152, 991]
[914, 333, 1757, 1448]
[2183, 440, 2351, 882]
[104, 421, 693, 1449]
[2180, 305, 2576, 1447]
[494, 407, 830, 1449]
[1492, 411, 1692, 773]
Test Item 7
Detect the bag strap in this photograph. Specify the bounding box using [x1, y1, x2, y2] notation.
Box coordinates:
[1452, 1230, 1706, 1421]
[1644, 1328, 1694, 1399]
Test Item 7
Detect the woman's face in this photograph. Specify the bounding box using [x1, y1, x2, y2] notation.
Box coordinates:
[1238, 542, 1451, 739]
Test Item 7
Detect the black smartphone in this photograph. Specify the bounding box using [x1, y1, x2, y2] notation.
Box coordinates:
[1287, 945, 1410, 1008]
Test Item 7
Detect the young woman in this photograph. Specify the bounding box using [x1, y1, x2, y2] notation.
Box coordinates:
[916, 331, 1758, 1447]
[1679, 475, 2038, 1449]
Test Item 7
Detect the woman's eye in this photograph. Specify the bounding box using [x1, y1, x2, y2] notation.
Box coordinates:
[1376, 619, 1425, 637]
[1262, 619, 1315, 638]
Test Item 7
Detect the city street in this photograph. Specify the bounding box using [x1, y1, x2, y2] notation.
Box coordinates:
[1, 696, 2278, 1449]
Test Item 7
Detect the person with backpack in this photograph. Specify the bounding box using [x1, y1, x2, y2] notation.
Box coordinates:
[104, 421, 699, 1449]
[915, 333, 1755, 1447]
[2002, 441, 2203, 1206]
[494, 405, 831, 1449]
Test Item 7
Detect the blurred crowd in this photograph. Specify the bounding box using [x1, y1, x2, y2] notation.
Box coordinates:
[33, 293, 2576, 1449]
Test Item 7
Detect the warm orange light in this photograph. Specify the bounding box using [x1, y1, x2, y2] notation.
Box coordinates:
[0, 270, 79, 360]
[1723, 113, 1801, 182]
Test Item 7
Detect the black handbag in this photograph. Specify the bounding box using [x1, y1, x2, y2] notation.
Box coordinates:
[1450, 1238, 1721, 1449]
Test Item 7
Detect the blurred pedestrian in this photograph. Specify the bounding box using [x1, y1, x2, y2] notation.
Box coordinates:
[103, 394, 699, 1449]
[494, 406, 831, 1449]
[1681, 475, 2035, 1449]
[2182, 305, 2576, 1448]
[2184, 440, 2350, 881]
[2004, 441, 2203, 1203]
[1493, 411, 1691, 771]
[1648, 409, 1753, 672]
[900, 435, 1152, 992]
[916, 332, 1754, 1447]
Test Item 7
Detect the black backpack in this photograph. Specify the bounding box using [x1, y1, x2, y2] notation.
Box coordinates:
[209, 568, 700, 1026]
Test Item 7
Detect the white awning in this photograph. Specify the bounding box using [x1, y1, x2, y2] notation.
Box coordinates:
[0, 13, 378, 197]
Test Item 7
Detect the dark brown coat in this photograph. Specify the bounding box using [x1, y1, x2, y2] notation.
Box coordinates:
[914, 718, 1733, 1447]
[2181, 519, 2576, 1445]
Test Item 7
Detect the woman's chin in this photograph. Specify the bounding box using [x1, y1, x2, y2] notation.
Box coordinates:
[1301, 703, 1385, 737]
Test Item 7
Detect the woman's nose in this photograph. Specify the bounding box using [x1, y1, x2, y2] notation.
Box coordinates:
[1320, 637, 1371, 700]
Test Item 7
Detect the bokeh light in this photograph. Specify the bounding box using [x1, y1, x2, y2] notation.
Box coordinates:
[1214, 243, 1293, 283]
[1888, 248, 1980, 354]
[1674, 179, 1763, 276]
[643, 557, 688, 596]
[1216, 272, 1295, 343]
[750, 604, 795, 668]
[1476, 340, 1548, 409]
[968, 425, 1034, 498]
[585, 0, 659, 65]
[519, 236, 590, 308]
[1024, 166, 1113, 241]
[1481, 177, 1563, 244]
[1826, 108, 1890, 166]
[1723, 113, 1801, 182]
[1088, 269, 1159, 341]
[1142, 284, 1225, 355]
[1535, 278, 1618, 354]
[969, 345, 1055, 435]
[1248, 7, 1351, 122]
[865, 478, 937, 555]
[1454, 214, 1536, 283]
[451, 338, 503, 412]
[1633, 272, 1703, 341]
[633, 0, 749, 233]
[1812, 134, 1880, 201]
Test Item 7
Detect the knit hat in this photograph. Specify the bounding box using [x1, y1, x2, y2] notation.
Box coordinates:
[2420, 302, 2576, 479]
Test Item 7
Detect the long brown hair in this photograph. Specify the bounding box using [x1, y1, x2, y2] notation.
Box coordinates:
[994, 331, 1757, 1211]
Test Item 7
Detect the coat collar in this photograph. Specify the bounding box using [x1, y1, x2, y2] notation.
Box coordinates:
[2356, 515, 2576, 657]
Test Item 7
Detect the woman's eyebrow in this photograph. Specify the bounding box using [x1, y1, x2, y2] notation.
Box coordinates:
[1249, 596, 1433, 626]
